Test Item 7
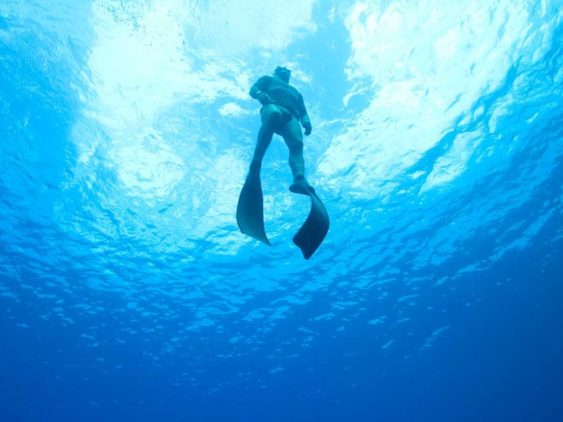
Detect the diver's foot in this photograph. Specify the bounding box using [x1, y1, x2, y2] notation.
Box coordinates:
[289, 176, 315, 195]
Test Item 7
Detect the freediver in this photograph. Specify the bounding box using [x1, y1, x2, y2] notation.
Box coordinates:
[236, 66, 329, 259]
[247, 66, 313, 194]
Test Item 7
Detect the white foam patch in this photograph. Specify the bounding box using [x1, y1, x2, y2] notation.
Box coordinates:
[420, 130, 481, 192]
[319, 0, 546, 199]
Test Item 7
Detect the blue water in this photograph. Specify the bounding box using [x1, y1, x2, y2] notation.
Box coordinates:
[1, 1, 562, 421]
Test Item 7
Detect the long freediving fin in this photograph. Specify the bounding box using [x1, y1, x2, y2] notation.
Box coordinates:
[236, 175, 271, 245]
[293, 188, 329, 259]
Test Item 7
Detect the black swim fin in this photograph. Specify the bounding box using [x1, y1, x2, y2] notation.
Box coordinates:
[292, 188, 329, 259]
[236, 175, 271, 245]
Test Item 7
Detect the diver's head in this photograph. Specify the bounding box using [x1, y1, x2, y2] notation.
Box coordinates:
[274, 66, 291, 83]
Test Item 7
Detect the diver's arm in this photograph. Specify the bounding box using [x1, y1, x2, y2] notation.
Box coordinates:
[298, 94, 312, 136]
[249, 76, 273, 105]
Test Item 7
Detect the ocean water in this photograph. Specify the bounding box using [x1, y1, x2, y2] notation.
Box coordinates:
[1, 1, 562, 421]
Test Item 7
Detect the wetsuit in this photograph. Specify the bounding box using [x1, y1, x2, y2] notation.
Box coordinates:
[248, 75, 312, 184]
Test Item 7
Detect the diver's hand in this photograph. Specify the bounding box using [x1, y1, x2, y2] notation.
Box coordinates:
[257, 92, 273, 105]
[303, 121, 312, 136]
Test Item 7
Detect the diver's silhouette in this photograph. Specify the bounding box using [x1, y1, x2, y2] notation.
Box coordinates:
[236, 66, 329, 259]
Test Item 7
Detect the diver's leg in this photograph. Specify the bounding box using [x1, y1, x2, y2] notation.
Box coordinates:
[279, 118, 313, 194]
[248, 105, 282, 178]
[279, 118, 305, 179]
[238, 105, 283, 244]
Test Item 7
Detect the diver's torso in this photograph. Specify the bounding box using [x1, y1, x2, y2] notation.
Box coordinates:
[264, 77, 302, 117]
